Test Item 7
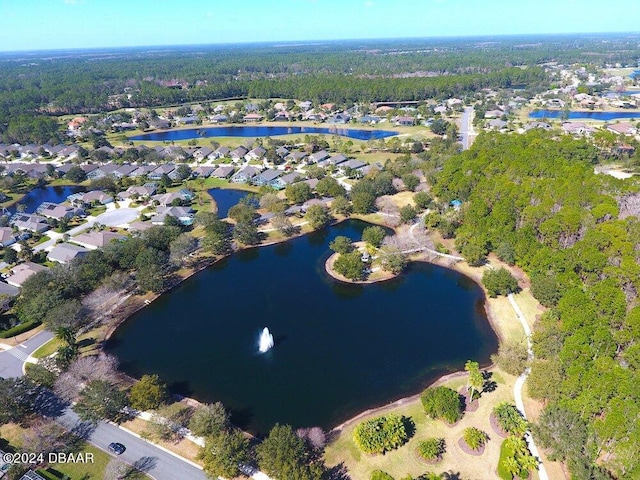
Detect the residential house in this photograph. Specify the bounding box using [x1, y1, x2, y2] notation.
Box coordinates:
[176, 115, 199, 125]
[243, 113, 264, 122]
[148, 164, 176, 180]
[10, 213, 49, 233]
[37, 203, 83, 221]
[396, 116, 416, 126]
[525, 121, 552, 131]
[117, 183, 157, 200]
[113, 164, 138, 178]
[231, 166, 261, 183]
[0, 281, 19, 298]
[562, 122, 594, 136]
[152, 189, 194, 207]
[252, 169, 282, 187]
[286, 151, 307, 163]
[327, 113, 351, 124]
[5, 262, 48, 288]
[299, 101, 313, 110]
[149, 118, 171, 130]
[152, 206, 194, 226]
[87, 163, 119, 180]
[359, 115, 382, 124]
[192, 166, 215, 178]
[607, 122, 638, 136]
[246, 146, 266, 161]
[230, 146, 249, 162]
[47, 243, 89, 264]
[80, 164, 99, 176]
[129, 165, 156, 178]
[273, 111, 291, 121]
[211, 166, 235, 179]
[0, 227, 16, 248]
[339, 159, 366, 173]
[74, 190, 113, 205]
[303, 111, 326, 122]
[276, 146, 290, 158]
[487, 119, 508, 130]
[308, 150, 330, 164]
[127, 221, 154, 232]
[193, 147, 214, 161]
[212, 146, 231, 159]
[70, 231, 126, 250]
[484, 109, 504, 119]
[210, 114, 228, 123]
[278, 172, 304, 187]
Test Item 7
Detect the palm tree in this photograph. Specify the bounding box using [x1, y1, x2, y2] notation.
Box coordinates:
[55, 326, 76, 347]
[464, 360, 483, 401]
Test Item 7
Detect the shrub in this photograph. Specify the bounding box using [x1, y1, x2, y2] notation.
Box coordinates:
[420, 386, 464, 424]
[417, 438, 446, 461]
[371, 471, 394, 480]
[493, 403, 528, 436]
[353, 414, 409, 454]
[462, 427, 489, 450]
[414, 191, 432, 210]
[0, 320, 41, 338]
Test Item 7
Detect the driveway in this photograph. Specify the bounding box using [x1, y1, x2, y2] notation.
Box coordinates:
[0, 329, 54, 378]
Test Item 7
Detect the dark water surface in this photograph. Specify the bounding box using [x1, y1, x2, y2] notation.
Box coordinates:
[108, 220, 498, 434]
[207, 188, 249, 219]
[529, 109, 640, 120]
[9, 185, 84, 214]
[129, 125, 398, 141]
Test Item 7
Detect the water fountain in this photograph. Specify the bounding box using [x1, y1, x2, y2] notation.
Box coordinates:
[259, 327, 275, 353]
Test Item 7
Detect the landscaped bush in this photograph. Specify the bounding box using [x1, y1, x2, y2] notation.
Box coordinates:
[493, 402, 528, 436]
[420, 386, 464, 424]
[371, 471, 394, 480]
[0, 320, 41, 338]
[498, 436, 539, 479]
[417, 437, 446, 461]
[462, 427, 489, 451]
[353, 414, 409, 454]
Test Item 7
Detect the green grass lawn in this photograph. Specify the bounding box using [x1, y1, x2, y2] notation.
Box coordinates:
[40, 444, 120, 480]
[31, 337, 64, 358]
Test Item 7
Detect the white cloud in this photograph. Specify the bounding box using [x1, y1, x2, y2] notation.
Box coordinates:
[365, 1, 374, 6]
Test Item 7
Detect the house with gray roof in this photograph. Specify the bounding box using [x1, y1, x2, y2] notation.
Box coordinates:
[117, 183, 157, 200]
[211, 166, 235, 179]
[74, 190, 113, 205]
[252, 169, 282, 187]
[192, 166, 215, 178]
[113, 164, 138, 178]
[246, 146, 266, 161]
[232, 166, 261, 183]
[230, 146, 249, 162]
[148, 164, 176, 180]
[308, 150, 329, 164]
[5, 262, 48, 288]
[0, 227, 16, 248]
[71, 231, 126, 250]
[10, 213, 49, 233]
[212, 146, 231, 159]
[151, 206, 194, 226]
[339, 159, 367, 172]
[47, 243, 89, 264]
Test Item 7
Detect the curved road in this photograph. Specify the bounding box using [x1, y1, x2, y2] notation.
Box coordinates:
[0, 332, 208, 480]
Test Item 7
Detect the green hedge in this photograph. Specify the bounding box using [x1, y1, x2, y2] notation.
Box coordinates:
[0, 320, 41, 338]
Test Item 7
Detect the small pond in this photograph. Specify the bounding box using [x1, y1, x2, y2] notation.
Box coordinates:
[207, 188, 249, 219]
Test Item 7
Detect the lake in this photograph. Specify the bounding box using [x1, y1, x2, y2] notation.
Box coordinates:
[529, 109, 640, 121]
[208, 188, 249, 219]
[129, 125, 398, 141]
[8, 185, 84, 214]
[107, 220, 498, 434]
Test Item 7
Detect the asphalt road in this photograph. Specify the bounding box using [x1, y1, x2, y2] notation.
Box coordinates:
[459, 106, 475, 151]
[0, 332, 209, 480]
[0, 329, 54, 377]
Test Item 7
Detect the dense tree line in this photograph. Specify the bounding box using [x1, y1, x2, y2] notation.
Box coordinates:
[431, 130, 640, 478]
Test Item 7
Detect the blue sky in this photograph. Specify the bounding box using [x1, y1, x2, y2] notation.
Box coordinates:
[1, 0, 639, 52]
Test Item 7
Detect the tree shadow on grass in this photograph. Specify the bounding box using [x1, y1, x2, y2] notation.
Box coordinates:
[324, 462, 352, 480]
[402, 415, 416, 441]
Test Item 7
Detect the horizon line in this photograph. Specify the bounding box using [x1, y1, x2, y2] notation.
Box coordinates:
[2, 31, 640, 56]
